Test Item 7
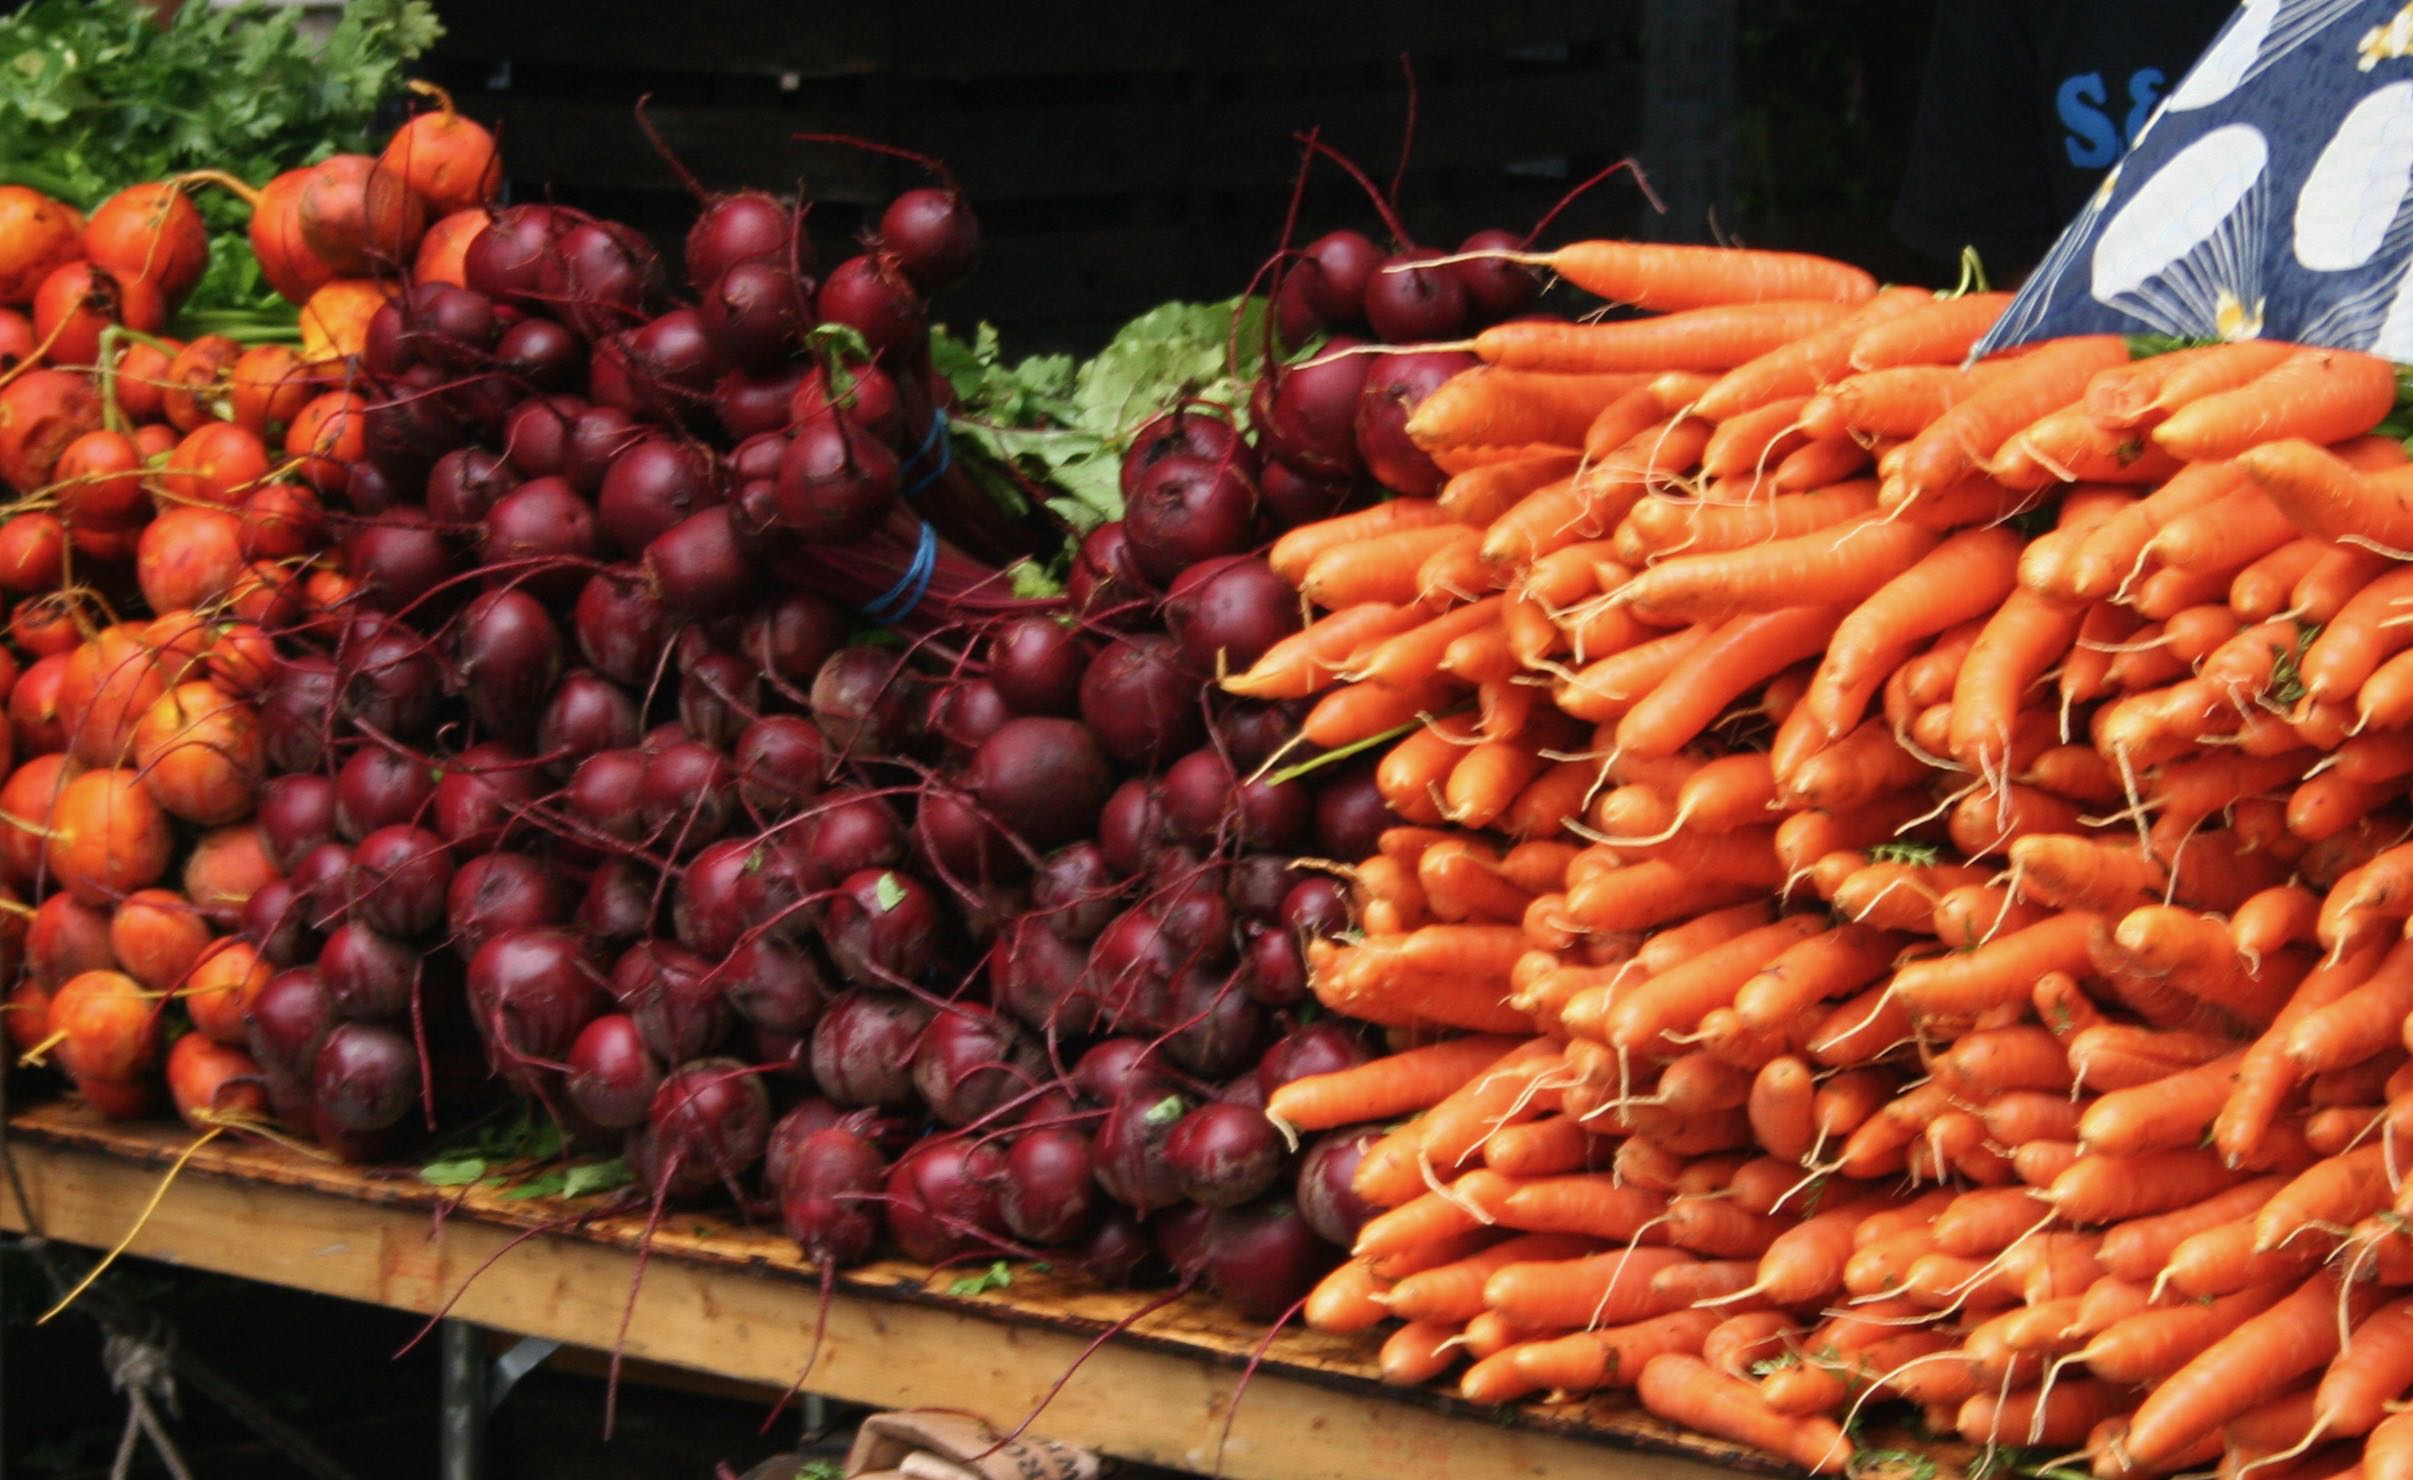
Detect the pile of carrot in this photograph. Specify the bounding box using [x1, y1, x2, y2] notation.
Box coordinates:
[1244, 238, 2413, 1480]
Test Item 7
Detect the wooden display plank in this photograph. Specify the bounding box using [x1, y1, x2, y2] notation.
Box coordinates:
[0, 1103, 1779, 1480]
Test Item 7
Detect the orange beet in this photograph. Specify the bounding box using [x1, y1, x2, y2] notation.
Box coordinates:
[0, 365, 103, 493]
[159, 333, 240, 432]
[166, 1032, 268, 1128]
[413, 209, 487, 288]
[299, 279, 389, 365]
[52, 427, 149, 528]
[45, 768, 172, 905]
[58, 625, 166, 769]
[227, 344, 314, 438]
[298, 155, 426, 276]
[0, 186, 83, 304]
[4, 978, 52, 1054]
[0, 512, 63, 593]
[82, 182, 208, 307]
[75, 1073, 154, 1120]
[108, 887, 211, 992]
[156, 420, 270, 509]
[48, 968, 160, 1082]
[132, 680, 261, 825]
[26, 892, 112, 987]
[182, 937, 268, 1046]
[136, 506, 246, 615]
[250, 168, 335, 304]
[182, 823, 274, 926]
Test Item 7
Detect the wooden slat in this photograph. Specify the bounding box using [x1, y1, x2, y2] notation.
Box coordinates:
[432, 2, 893, 79]
[0, 1104, 1777, 1480]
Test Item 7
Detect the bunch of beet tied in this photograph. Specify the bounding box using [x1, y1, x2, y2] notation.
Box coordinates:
[227, 172, 1413, 1313]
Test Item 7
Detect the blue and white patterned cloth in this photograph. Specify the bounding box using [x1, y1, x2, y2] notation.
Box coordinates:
[1983, 0, 2413, 358]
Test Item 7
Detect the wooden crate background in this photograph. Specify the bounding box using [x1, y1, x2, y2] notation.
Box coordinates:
[422, 1, 1656, 351]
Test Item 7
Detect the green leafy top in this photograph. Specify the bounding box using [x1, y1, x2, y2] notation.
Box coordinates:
[0, 0, 442, 314]
[931, 298, 1273, 530]
[945, 1260, 1015, 1297]
[1866, 840, 1941, 866]
[418, 1105, 632, 1202]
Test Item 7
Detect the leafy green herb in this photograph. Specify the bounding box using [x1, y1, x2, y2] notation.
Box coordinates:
[872, 872, 907, 912]
[1747, 1351, 1801, 1377]
[1867, 839, 1941, 866]
[946, 1260, 1014, 1297]
[418, 1156, 488, 1188]
[1850, 1447, 1939, 1480]
[2124, 333, 2216, 359]
[2267, 623, 2319, 708]
[932, 298, 1273, 529]
[0, 0, 442, 316]
[562, 1157, 634, 1199]
[797, 1463, 845, 1480]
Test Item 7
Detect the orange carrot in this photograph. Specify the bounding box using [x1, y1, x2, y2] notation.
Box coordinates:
[1847, 291, 2013, 371]
[1302, 524, 1479, 608]
[1483, 1245, 1695, 1330]
[1893, 912, 2099, 1018]
[1637, 1353, 1848, 1472]
[1223, 601, 1429, 699]
[2123, 1274, 2381, 1466]
[1803, 364, 1985, 441]
[1384, 1232, 1598, 1324]
[1303, 1257, 1390, 1333]
[1512, 240, 1877, 312]
[1691, 285, 1931, 420]
[1803, 524, 2023, 742]
[1265, 1035, 1526, 1133]
[1471, 301, 1859, 374]
[1888, 336, 2131, 502]
[1615, 604, 1845, 757]
[2154, 348, 2402, 461]
[1510, 1309, 1724, 1394]
[1270, 500, 1454, 584]
[1613, 514, 1941, 625]
[1406, 367, 1650, 450]
[1440, 453, 1583, 527]
[2241, 438, 2413, 550]
[2087, 340, 2298, 428]
[2253, 1144, 2393, 1252]
[1378, 1318, 1465, 1386]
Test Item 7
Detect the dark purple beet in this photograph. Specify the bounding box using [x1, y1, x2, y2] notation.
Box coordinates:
[804, 792, 907, 886]
[1282, 877, 1353, 939]
[1084, 906, 1178, 1029]
[1093, 1087, 1191, 1214]
[1165, 1101, 1285, 1208]
[544, 219, 659, 331]
[711, 934, 828, 1036]
[319, 922, 417, 1022]
[762, 1098, 847, 1192]
[495, 317, 581, 391]
[463, 205, 562, 307]
[500, 396, 582, 480]
[259, 774, 338, 873]
[1065, 521, 1154, 628]
[987, 617, 1087, 717]
[430, 743, 542, 853]
[677, 651, 761, 751]
[1313, 758, 1396, 861]
[642, 1057, 771, 1198]
[1296, 1129, 1382, 1247]
[571, 566, 674, 691]
[992, 916, 1096, 1038]
[636, 741, 735, 854]
[929, 679, 1014, 761]
[685, 190, 794, 294]
[246, 966, 334, 1081]
[447, 851, 567, 962]
[1078, 635, 1205, 770]
[1119, 408, 1253, 504]
[259, 656, 338, 774]
[809, 647, 917, 757]
[1160, 968, 1267, 1079]
[699, 260, 804, 370]
[772, 412, 899, 544]
[1153, 1200, 1214, 1281]
[883, 1136, 1005, 1265]
[1233, 772, 1312, 852]
[1097, 780, 1170, 878]
[335, 615, 443, 741]
[967, 716, 1112, 852]
[577, 856, 656, 946]
[1257, 458, 1362, 530]
[1257, 1022, 1371, 1099]
[1164, 556, 1301, 675]
[914, 784, 1019, 888]
[999, 1127, 1098, 1246]
[779, 1126, 887, 1267]
[454, 589, 562, 743]
[565, 748, 650, 850]
[1356, 350, 1474, 498]
[561, 406, 645, 495]
[609, 939, 730, 1063]
[910, 1003, 1042, 1127]
[1123, 455, 1258, 587]
[312, 1021, 417, 1133]
[425, 447, 520, 527]
[714, 363, 807, 442]
[1071, 1037, 1169, 1108]
[1296, 230, 1383, 321]
[1029, 841, 1123, 942]
[1254, 337, 1371, 478]
[816, 254, 926, 360]
[790, 363, 901, 442]
[1206, 1199, 1336, 1319]
[285, 842, 353, 925]
[1225, 855, 1295, 924]
[733, 715, 827, 816]
[879, 187, 981, 294]
[1363, 247, 1470, 342]
[1215, 700, 1298, 773]
[597, 438, 718, 558]
[480, 476, 600, 603]
[343, 509, 459, 618]
[646, 507, 761, 622]
[1451, 228, 1542, 320]
[536, 670, 642, 773]
[821, 869, 940, 988]
[564, 1012, 660, 1129]
[465, 927, 606, 1091]
[1162, 749, 1234, 847]
[242, 878, 314, 966]
[808, 989, 931, 1108]
[347, 825, 452, 937]
[743, 592, 846, 692]
[1237, 924, 1308, 1007]
[670, 838, 753, 956]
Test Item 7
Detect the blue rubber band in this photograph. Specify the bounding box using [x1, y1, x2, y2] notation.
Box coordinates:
[861, 519, 939, 625]
[897, 409, 953, 501]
